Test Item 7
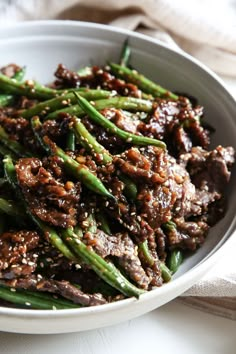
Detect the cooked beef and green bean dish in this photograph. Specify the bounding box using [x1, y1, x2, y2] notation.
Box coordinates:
[0, 41, 234, 309]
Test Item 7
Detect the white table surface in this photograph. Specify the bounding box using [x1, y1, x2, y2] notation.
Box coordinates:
[0, 78, 235, 354]
[0, 300, 235, 354]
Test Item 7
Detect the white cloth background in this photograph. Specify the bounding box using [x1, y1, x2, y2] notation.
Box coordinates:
[0, 0, 235, 318]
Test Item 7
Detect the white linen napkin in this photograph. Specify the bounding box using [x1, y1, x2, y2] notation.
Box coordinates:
[0, 0, 236, 319]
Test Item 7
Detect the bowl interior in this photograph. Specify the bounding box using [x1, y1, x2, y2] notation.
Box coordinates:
[0, 21, 235, 333]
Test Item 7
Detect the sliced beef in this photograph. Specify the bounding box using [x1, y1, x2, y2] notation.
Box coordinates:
[166, 218, 209, 251]
[54, 63, 80, 88]
[0, 63, 21, 78]
[16, 157, 81, 228]
[40, 117, 72, 147]
[0, 231, 39, 279]
[138, 184, 176, 228]
[172, 126, 193, 154]
[102, 108, 141, 134]
[137, 98, 208, 156]
[5, 276, 107, 306]
[81, 108, 142, 154]
[80, 66, 141, 97]
[84, 230, 150, 289]
[114, 146, 167, 184]
[0, 115, 42, 153]
[155, 227, 167, 260]
[117, 146, 196, 227]
[180, 145, 235, 202]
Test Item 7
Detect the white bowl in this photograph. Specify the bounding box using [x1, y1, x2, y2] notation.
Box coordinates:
[0, 20, 235, 334]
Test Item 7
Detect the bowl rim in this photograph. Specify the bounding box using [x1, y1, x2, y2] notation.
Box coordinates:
[0, 19, 235, 320]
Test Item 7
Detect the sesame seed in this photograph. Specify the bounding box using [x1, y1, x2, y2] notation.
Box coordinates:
[25, 302, 31, 306]
[26, 79, 34, 87]
[10, 288, 16, 292]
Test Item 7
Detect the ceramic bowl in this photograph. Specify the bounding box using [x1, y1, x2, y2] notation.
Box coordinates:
[0, 21, 235, 334]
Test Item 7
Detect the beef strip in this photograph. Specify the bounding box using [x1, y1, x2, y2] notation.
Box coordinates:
[155, 227, 167, 260]
[80, 66, 141, 97]
[114, 146, 167, 184]
[54, 63, 80, 88]
[0, 115, 42, 153]
[180, 146, 235, 192]
[16, 157, 81, 228]
[81, 108, 141, 154]
[5, 276, 107, 306]
[41, 117, 71, 145]
[166, 217, 209, 251]
[137, 98, 209, 156]
[84, 229, 150, 289]
[179, 146, 235, 220]
[115, 146, 196, 228]
[0, 63, 21, 78]
[0, 231, 39, 279]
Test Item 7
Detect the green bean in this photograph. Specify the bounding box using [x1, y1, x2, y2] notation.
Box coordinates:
[96, 212, 111, 234]
[167, 249, 183, 274]
[138, 240, 154, 266]
[77, 66, 92, 76]
[13, 67, 26, 81]
[21, 90, 113, 119]
[162, 220, 176, 231]
[0, 284, 79, 309]
[0, 67, 26, 107]
[119, 174, 138, 200]
[43, 136, 115, 200]
[162, 222, 183, 274]
[0, 143, 17, 160]
[46, 96, 153, 120]
[3, 155, 18, 187]
[86, 214, 97, 234]
[73, 117, 138, 200]
[0, 126, 31, 157]
[0, 93, 14, 107]
[160, 263, 172, 282]
[66, 130, 76, 151]
[30, 116, 45, 150]
[73, 118, 112, 164]
[73, 93, 166, 149]
[0, 197, 27, 219]
[109, 62, 178, 100]
[3, 155, 77, 261]
[120, 38, 131, 67]
[0, 73, 57, 99]
[61, 227, 145, 298]
[122, 110, 149, 121]
[0, 74, 96, 100]
[31, 118, 115, 199]
[31, 215, 77, 261]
